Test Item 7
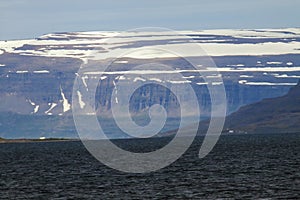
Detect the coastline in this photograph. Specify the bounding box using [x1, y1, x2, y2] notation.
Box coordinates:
[0, 138, 79, 144]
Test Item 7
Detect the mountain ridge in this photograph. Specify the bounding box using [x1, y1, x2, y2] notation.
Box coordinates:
[1, 29, 300, 138]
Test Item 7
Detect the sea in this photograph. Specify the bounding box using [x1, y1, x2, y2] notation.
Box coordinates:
[0, 133, 299, 199]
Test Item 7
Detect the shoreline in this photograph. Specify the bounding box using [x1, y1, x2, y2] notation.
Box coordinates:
[1, 132, 299, 144]
[0, 138, 80, 144]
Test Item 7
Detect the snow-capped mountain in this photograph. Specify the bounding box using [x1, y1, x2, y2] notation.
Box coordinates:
[1, 28, 300, 138]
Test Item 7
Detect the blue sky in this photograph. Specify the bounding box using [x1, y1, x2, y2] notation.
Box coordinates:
[1, 0, 299, 40]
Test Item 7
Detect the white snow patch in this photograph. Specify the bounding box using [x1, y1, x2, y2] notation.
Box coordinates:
[274, 74, 300, 78]
[0, 39, 35, 52]
[238, 80, 248, 84]
[33, 105, 40, 114]
[206, 74, 222, 78]
[45, 103, 57, 115]
[33, 70, 49, 74]
[222, 67, 300, 72]
[27, 99, 39, 113]
[84, 67, 300, 76]
[125, 49, 175, 59]
[60, 86, 71, 112]
[112, 80, 118, 104]
[267, 61, 282, 65]
[200, 41, 300, 56]
[149, 78, 163, 82]
[16, 71, 28, 73]
[271, 73, 280, 76]
[77, 91, 86, 109]
[118, 75, 126, 80]
[245, 81, 297, 86]
[211, 82, 223, 85]
[198, 28, 300, 39]
[114, 60, 128, 64]
[196, 82, 208, 85]
[133, 77, 146, 82]
[81, 75, 88, 88]
[240, 75, 254, 78]
[183, 75, 195, 79]
[28, 100, 35, 106]
[168, 80, 191, 84]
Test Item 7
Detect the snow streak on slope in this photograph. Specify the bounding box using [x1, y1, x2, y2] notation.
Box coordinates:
[60, 86, 71, 113]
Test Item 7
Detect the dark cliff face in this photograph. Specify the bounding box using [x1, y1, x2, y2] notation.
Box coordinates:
[224, 80, 300, 134]
[0, 56, 295, 138]
[0, 53, 80, 115]
[0, 53, 296, 117]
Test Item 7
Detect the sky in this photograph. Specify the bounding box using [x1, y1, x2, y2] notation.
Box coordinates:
[0, 0, 300, 40]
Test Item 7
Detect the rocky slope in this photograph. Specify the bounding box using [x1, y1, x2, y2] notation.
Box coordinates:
[224, 79, 300, 134]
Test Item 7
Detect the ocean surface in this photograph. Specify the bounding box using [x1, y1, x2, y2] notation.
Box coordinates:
[0, 133, 299, 199]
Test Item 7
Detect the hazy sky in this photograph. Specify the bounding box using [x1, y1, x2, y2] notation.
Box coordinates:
[1, 0, 299, 40]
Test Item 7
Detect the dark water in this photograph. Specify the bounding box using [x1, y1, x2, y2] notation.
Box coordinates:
[0, 133, 299, 199]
